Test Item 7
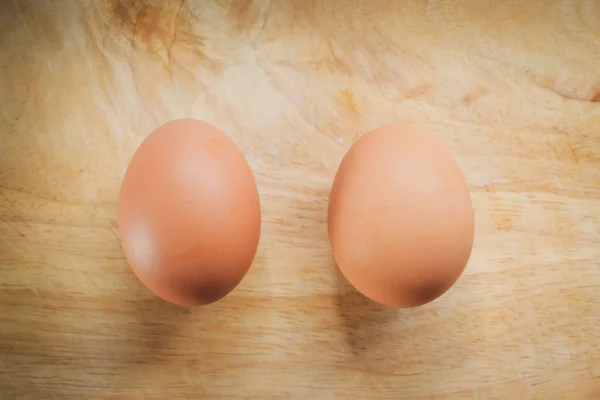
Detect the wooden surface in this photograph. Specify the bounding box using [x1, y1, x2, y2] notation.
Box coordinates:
[1, 0, 599, 398]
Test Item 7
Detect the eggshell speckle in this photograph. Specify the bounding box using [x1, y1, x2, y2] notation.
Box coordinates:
[328, 125, 474, 308]
[118, 119, 261, 306]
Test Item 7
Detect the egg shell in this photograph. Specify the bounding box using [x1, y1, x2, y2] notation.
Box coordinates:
[328, 125, 474, 308]
[118, 119, 261, 306]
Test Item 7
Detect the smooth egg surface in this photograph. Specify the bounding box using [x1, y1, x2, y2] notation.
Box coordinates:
[328, 125, 474, 308]
[118, 119, 261, 306]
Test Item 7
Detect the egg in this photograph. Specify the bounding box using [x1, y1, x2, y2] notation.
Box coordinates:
[328, 125, 474, 308]
[118, 119, 261, 306]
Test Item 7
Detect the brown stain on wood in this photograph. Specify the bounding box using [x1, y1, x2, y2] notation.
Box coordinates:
[333, 59, 352, 76]
[226, 0, 261, 33]
[494, 214, 516, 231]
[268, 0, 320, 28]
[403, 83, 432, 99]
[489, 194, 523, 232]
[340, 88, 358, 113]
[110, 0, 222, 74]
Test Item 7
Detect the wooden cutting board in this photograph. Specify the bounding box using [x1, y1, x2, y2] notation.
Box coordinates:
[1, 0, 599, 398]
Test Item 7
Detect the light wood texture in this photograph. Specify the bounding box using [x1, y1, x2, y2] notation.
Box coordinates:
[1, 1, 599, 398]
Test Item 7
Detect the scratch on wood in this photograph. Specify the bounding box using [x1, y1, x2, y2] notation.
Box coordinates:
[463, 86, 490, 104]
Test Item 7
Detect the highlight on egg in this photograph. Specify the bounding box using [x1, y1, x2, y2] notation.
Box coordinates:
[118, 119, 261, 307]
[327, 125, 474, 308]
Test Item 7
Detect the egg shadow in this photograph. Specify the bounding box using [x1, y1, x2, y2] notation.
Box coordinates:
[128, 294, 193, 363]
[110, 241, 194, 367]
[334, 265, 398, 357]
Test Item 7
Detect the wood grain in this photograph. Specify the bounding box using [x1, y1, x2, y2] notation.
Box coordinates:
[1, 0, 599, 398]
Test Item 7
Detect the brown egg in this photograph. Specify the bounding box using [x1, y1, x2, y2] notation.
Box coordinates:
[118, 119, 261, 306]
[328, 125, 474, 308]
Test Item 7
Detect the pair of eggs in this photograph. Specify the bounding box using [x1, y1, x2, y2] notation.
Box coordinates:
[118, 119, 474, 308]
